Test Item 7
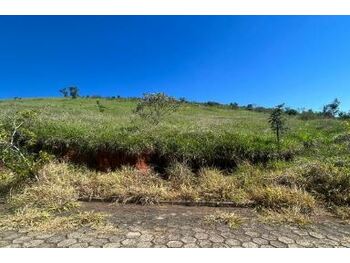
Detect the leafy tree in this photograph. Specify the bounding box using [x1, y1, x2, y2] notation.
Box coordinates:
[205, 101, 221, 107]
[229, 102, 239, 109]
[246, 104, 254, 110]
[285, 107, 298, 116]
[323, 98, 340, 118]
[134, 92, 179, 124]
[179, 97, 187, 103]
[69, 86, 79, 99]
[269, 104, 287, 150]
[59, 88, 69, 97]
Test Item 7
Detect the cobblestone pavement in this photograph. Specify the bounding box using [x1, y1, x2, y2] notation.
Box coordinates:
[1, 203, 350, 248]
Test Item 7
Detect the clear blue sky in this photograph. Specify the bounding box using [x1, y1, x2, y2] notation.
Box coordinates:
[0, 16, 349, 111]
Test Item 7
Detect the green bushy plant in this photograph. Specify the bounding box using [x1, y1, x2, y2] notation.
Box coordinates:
[269, 104, 287, 150]
[134, 92, 179, 124]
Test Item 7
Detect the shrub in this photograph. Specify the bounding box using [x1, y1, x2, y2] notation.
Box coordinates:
[0, 110, 44, 181]
[323, 98, 340, 118]
[298, 110, 321, 120]
[96, 100, 107, 113]
[0, 169, 17, 196]
[134, 92, 179, 124]
[285, 107, 298, 116]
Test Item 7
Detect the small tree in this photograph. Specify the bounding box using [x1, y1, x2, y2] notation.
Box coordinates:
[323, 98, 340, 118]
[229, 102, 239, 109]
[59, 88, 69, 97]
[96, 100, 106, 113]
[134, 92, 179, 124]
[269, 104, 287, 150]
[246, 104, 254, 110]
[69, 86, 79, 99]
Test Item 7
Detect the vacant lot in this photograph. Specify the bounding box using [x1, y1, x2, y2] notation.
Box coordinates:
[0, 97, 349, 232]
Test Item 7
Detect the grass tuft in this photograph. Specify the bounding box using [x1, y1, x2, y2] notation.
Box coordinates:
[0, 207, 117, 233]
[258, 208, 312, 227]
[249, 185, 316, 213]
[204, 211, 244, 229]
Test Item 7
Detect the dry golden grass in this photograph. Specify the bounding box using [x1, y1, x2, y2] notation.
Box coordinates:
[8, 162, 79, 212]
[258, 208, 312, 227]
[330, 206, 350, 222]
[249, 185, 316, 213]
[0, 207, 117, 233]
[204, 211, 244, 229]
[196, 168, 248, 204]
[3, 160, 342, 232]
[75, 166, 171, 204]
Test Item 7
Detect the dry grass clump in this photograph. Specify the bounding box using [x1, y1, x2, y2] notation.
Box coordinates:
[166, 162, 195, 186]
[258, 207, 312, 227]
[298, 162, 350, 206]
[204, 211, 244, 229]
[8, 162, 79, 212]
[196, 168, 248, 204]
[330, 206, 350, 222]
[75, 166, 170, 204]
[0, 207, 116, 233]
[0, 162, 117, 233]
[249, 185, 316, 213]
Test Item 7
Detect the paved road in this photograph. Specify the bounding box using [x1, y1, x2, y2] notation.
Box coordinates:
[1, 203, 350, 248]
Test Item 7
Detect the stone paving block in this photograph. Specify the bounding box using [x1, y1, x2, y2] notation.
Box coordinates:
[140, 234, 154, 242]
[167, 240, 183, 248]
[23, 239, 45, 248]
[225, 238, 242, 247]
[103, 242, 121, 248]
[69, 243, 89, 248]
[57, 239, 77, 248]
[121, 238, 137, 247]
[194, 232, 209, 240]
[278, 236, 295, 244]
[126, 232, 141, 238]
[209, 234, 224, 243]
[184, 243, 198, 248]
[242, 242, 259, 248]
[136, 241, 153, 248]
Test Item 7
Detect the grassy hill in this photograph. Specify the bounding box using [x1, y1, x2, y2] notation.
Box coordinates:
[1, 97, 350, 229]
[0, 97, 345, 170]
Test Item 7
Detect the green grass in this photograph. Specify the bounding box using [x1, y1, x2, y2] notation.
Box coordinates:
[1, 97, 350, 229]
[0, 97, 345, 167]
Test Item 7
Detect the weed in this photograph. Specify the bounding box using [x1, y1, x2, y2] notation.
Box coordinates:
[204, 211, 244, 229]
[249, 185, 316, 213]
[0, 208, 116, 233]
[258, 208, 312, 227]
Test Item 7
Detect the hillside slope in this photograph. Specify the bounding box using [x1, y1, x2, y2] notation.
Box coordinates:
[0, 98, 345, 170]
